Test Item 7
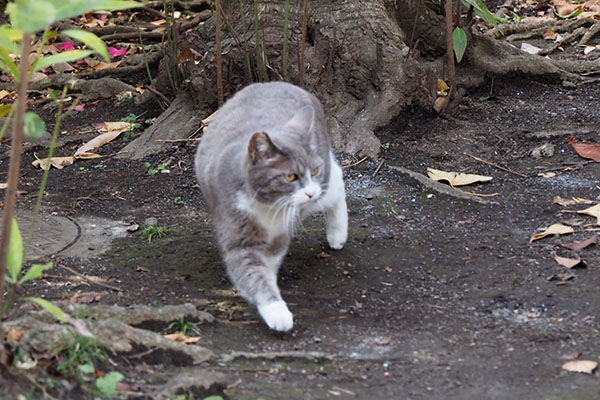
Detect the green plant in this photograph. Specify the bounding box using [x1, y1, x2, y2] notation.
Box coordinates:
[141, 225, 171, 242]
[144, 161, 168, 175]
[169, 316, 199, 336]
[0, 0, 142, 324]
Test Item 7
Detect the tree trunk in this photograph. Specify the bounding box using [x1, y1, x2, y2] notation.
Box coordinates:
[123, 0, 446, 158]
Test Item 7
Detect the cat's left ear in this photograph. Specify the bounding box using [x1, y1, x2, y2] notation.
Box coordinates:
[284, 105, 314, 134]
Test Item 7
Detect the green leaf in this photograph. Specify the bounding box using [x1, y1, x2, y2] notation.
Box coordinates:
[452, 27, 468, 63]
[23, 297, 69, 323]
[19, 262, 52, 285]
[51, 0, 143, 23]
[553, 8, 583, 20]
[24, 111, 46, 140]
[62, 29, 110, 62]
[0, 25, 22, 54]
[31, 50, 93, 72]
[461, 0, 498, 29]
[0, 48, 19, 79]
[7, 218, 23, 284]
[6, 0, 57, 34]
[0, 104, 12, 118]
[78, 363, 96, 375]
[96, 371, 124, 396]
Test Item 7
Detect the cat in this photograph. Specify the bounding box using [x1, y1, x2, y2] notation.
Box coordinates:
[195, 82, 348, 332]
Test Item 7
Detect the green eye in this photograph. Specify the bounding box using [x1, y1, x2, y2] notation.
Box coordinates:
[284, 173, 297, 182]
[311, 167, 318, 176]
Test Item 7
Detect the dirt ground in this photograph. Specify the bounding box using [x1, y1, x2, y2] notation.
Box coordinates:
[0, 73, 598, 399]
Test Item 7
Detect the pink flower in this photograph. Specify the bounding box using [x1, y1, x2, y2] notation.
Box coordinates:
[108, 46, 127, 57]
[56, 42, 75, 51]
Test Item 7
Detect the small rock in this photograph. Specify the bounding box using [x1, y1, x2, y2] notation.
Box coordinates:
[144, 217, 158, 226]
[531, 143, 555, 158]
[561, 80, 576, 89]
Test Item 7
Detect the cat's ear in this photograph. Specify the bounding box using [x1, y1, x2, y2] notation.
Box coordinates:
[284, 105, 314, 134]
[248, 131, 278, 163]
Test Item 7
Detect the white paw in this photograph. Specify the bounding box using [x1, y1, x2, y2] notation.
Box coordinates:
[327, 228, 347, 250]
[257, 301, 294, 332]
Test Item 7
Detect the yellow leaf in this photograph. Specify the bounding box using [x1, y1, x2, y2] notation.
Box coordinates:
[427, 168, 493, 187]
[100, 121, 133, 132]
[577, 204, 600, 225]
[437, 79, 449, 91]
[562, 360, 598, 374]
[32, 156, 75, 170]
[538, 172, 556, 178]
[530, 223, 574, 242]
[164, 332, 200, 344]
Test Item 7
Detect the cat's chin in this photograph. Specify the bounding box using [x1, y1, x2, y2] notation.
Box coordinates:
[258, 301, 294, 332]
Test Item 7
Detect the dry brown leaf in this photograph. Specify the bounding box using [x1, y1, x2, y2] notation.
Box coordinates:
[164, 332, 200, 344]
[0, 89, 11, 100]
[562, 360, 598, 374]
[560, 351, 582, 360]
[6, 328, 23, 342]
[577, 204, 600, 224]
[74, 130, 125, 158]
[427, 168, 493, 187]
[566, 136, 600, 161]
[100, 121, 133, 132]
[554, 255, 583, 269]
[530, 223, 574, 242]
[433, 96, 449, 113]
[538, 172, 556, 178]
[559, 234, 598, 250]
[543, 28, 557, 40]
[32, 156, 75, 170]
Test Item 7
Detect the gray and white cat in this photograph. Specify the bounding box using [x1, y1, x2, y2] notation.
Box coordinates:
[194, 82, 348, 331]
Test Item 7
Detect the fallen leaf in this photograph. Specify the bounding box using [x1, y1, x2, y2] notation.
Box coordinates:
[100, 121, 133, 132]
[317, 252, 331, 259]
[562, 360, 597, 374]
[543, 28, 557, 40]
[538, 172, 556, 178]
[164, 332, 200, 344]
[108, 46, 127, 57]
[530, 223, 574, 242]
[427, 168, 493, 187]
[521, 43, 542, 54]
[55, 42, 75, 51]
[74, 130, 124, 158]
[6, 328, 23, 342]
[433, 96, 449, 113]
[547, 272, 576, 282]
[0, 183, 6, 189]
[554, 254, 584, 269]
[32, 155, 75, 170]
[560, 351, 582, 360]
[0, 89, 11, 100]
[577, 204, 600, 224]
[559, 234, 598, 250]
[566, 136, 600, 162]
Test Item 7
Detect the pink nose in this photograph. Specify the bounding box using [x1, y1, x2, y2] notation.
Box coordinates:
[305, 191, 314, 198]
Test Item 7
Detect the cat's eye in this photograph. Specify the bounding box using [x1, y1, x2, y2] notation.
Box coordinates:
[311, 167, 319, 176]
[284, 173, 297, 182]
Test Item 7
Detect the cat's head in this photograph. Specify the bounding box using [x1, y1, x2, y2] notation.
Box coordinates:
[245, 106, 327, 207]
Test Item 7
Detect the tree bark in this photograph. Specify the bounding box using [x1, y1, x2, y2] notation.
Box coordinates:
[123, 0, 440, 158]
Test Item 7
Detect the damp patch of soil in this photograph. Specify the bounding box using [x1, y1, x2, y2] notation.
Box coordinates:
[2, 75, 600, 399]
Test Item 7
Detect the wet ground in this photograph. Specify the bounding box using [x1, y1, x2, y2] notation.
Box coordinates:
[3, 75, 600, 399]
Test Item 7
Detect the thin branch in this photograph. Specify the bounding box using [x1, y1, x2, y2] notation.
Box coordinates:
[215, 0, 224, 105]
[0, 33, 32, 314]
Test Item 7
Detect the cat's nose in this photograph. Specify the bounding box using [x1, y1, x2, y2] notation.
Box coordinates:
[305, 190, 315, 199]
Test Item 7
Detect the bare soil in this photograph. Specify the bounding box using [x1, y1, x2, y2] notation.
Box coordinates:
[2, 75, 600, 399]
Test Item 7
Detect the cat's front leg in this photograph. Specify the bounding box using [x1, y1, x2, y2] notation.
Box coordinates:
[224, 250, 293, 331]
[325, 162, 348, 250]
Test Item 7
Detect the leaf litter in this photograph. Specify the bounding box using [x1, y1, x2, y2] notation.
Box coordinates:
[561, 360, 598, 374]
[559, 234, 598, 250]
[530, 223, 574, 242]
[427, 168, 493, 187]
[566, 136, 600, 162]
[554, 254, 584, 269]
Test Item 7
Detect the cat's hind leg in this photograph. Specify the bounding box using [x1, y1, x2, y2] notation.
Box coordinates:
[224, 250, 293, 331]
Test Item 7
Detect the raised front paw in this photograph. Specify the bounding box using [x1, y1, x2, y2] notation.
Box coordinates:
[327, 228, 347, 250]
[257, 300, 294, 332]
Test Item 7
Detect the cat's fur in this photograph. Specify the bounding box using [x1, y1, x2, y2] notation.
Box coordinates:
[195, 82, 348, 331]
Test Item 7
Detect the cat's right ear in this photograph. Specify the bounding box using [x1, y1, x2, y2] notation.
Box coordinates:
[248, 131, 278, 163]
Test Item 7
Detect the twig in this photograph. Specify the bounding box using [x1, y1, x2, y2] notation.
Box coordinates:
[467, 154, 528, 178]
[56, 264, 123, 292]
[215, 0, 224, 105]
[154, 138, 201, 142]
[343, 156, 368, 169]
[144, 85, 171, 106]
[299, 0, 309, 87]
[372, 159, 385, 177]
